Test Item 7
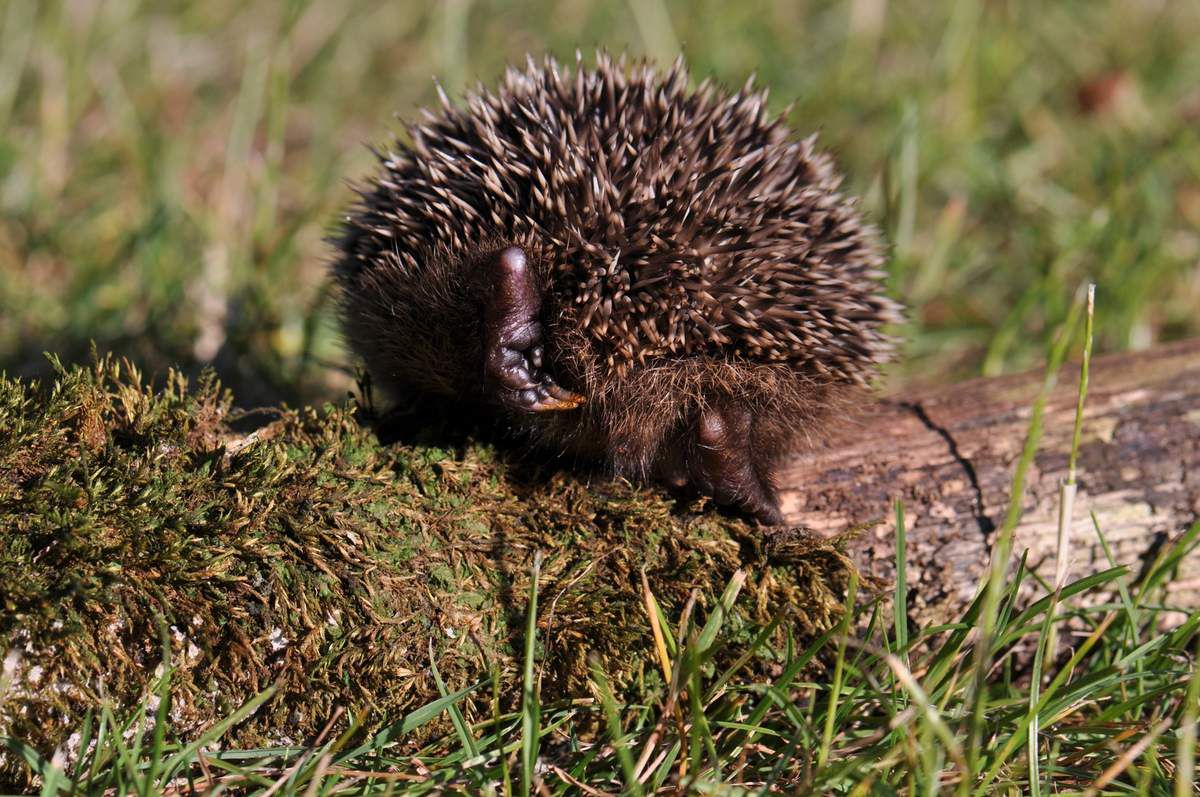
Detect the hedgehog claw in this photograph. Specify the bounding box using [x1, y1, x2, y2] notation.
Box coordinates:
[505, 382, 585, 412]
[484, 246, 585, 413]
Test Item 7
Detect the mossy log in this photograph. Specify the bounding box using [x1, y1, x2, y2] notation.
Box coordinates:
[780, 337, 1200, 625]
[0, 358, 854, 772]
[1, 340, 1198, 772]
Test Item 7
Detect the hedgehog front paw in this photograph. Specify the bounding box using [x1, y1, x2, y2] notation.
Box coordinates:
[488, 335, 584, 412]
[484, 247, 585, 413]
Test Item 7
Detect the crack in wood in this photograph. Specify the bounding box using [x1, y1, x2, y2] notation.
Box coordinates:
[899, 399, 996, 540]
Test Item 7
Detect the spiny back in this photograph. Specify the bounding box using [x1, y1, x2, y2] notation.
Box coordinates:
[337, 53, 900, 382]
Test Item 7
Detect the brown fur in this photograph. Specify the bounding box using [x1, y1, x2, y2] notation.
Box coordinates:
[332, 54, 901, 499]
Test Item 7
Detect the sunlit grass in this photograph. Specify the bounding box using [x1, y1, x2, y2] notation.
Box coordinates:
[9, 519, 1197, 794]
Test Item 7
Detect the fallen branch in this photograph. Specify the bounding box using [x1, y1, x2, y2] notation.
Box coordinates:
[779, 338, 1200, 622]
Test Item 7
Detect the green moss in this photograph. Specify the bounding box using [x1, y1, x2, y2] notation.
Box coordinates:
[0, 356, 861, 765]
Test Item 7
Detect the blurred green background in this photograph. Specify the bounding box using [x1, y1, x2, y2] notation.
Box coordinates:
[1, 0, 1198, 406]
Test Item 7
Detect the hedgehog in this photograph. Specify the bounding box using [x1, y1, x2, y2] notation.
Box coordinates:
[332, 54, 902, 525]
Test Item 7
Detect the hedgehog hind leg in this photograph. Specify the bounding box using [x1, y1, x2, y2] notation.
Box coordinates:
[483, 246, 585, 413]
[689, 404, 785, 526]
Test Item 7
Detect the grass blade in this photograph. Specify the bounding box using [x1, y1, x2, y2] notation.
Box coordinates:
[336, 681, 483, 763]
[521, 551, 543, 797]
[588, 654, 644, 796]
[160, 687, 278, 782]
[696, 569, 746, 659]
[428, 639, 479, 760]
[968, 286, 1087, 773]
[818, 570, 858, 771]
[894, 500, 910, 666]
[1176, 636, 1200, 797]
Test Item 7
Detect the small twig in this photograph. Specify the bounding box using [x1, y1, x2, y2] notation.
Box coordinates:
[550, 764, 617, 796]
[320, 769, 426, 782]
[632, 673, 682, 782]
[1083, 717, 1173, 796]
[301, 751, 333, 797]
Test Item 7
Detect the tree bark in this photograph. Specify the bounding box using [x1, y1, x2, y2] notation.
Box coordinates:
[778, 338, 1200, 623]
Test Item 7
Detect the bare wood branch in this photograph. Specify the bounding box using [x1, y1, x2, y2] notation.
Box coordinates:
[778, 339, 1200, 621]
